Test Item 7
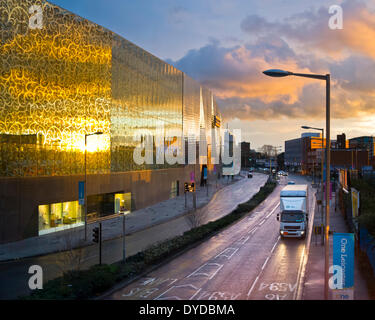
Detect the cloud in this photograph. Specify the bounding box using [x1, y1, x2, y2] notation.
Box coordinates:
[167, 0, 375, 124]
[241, 0, 375, 59]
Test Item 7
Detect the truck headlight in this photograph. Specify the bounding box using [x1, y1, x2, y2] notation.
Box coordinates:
[301, 231, 305, 235]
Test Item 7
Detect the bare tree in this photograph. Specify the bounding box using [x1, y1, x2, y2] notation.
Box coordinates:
[186, 207, 206, 229]
[55, 229, 86, 274]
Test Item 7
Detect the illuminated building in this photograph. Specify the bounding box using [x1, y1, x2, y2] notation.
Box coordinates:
[0, 0, 221, 243]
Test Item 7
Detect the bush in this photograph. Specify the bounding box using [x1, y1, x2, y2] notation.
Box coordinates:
[23, 180, 276, 300]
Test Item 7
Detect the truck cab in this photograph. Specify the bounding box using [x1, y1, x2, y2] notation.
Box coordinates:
[277, 184, 309, 239]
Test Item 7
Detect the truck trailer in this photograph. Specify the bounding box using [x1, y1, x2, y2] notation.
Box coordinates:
[277, 184, 309, 239]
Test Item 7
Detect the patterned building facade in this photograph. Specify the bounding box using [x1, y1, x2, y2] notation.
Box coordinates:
[0, 0, 221, 243]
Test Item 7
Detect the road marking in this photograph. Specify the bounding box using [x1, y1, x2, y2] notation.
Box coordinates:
[270, 237, 280, 254]
[237, 236, 250, 245]
[258, 219, 266, 226]
[214, 247, 239, 260]
[187, 263, 224, 280]
[261, 256, 270, 270]
[248, 226, 258, 234]
[189, 288, 202, 300]
[265, 202, 280, 219]
[154, 284, 201, 300]
[247, 276, 259, 296]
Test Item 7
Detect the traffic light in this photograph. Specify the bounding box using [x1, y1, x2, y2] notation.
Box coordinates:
[190, 182, 195, 192]
[184, 182, 189, 193]
[92, 227, 99, 243]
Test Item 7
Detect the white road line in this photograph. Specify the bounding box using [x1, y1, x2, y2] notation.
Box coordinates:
[189, 288, 202, 300]
[270, 237, 280, 254]
[248, 226, 258, 234]
[247, 276, 259, 296]
[261, 256, 270, 270]
[258, 219, 265, 226]
[266, 202, 280, 219]
[237, 236, 250, 245]
[214, 247, 239, 260]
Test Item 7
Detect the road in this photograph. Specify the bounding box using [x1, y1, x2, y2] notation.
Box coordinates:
[105, 174, 316, 300]
[0, 172, 268, 299]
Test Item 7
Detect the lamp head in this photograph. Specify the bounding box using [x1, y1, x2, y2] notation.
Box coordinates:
[263, 69, 292, 77]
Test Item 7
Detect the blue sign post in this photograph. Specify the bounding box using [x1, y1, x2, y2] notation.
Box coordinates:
[79, 181, 85, 205]
[332, 233, 354, 299]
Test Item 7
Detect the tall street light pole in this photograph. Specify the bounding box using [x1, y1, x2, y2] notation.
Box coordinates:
[302, 125, 325, 245]
[84, 131, 103, 241]
[301, 125, 324, 190]
[264, 69, 331, 300]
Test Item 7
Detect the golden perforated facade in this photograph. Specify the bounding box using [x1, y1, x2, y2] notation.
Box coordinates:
[0, 0, 221, 243]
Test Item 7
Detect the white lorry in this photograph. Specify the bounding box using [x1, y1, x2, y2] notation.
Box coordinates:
[277, 184, 309, 239]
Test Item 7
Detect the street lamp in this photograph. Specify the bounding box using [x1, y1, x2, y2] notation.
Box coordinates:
[264, 69, 331, 300]
[302, 125, 325, 245]
[84, 131, 103, 240]
[301, 126, 324, 189]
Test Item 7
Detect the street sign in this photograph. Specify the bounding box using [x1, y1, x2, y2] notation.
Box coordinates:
[203, 167, 208, 180]
[78, 181, 85, 205]
[333, 233, 354, 289]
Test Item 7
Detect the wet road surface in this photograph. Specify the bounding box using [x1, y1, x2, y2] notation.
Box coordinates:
[105, 175, 316, 300]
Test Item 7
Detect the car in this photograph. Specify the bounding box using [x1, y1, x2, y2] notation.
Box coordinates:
[283, 172, 288, 176]
[287, 181, 295, 185]
[248, 173, 253, 178]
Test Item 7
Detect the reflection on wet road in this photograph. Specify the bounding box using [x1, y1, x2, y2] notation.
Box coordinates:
[106, 175, 315, 300]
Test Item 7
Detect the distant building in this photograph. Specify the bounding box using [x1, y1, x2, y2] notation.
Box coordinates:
[337, 133, 347, 149]
[316, 149, 369, 170]
[240, 142, 251, 168]
[349, 136, 375, 165]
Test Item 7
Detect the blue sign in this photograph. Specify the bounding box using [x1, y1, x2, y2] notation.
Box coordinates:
[333, 233, 354, 288]
[79, 181, 85, 205]
[203, 167, 208, 180]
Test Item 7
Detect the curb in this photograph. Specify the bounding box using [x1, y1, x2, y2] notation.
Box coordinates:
[295, 188, 317, 300]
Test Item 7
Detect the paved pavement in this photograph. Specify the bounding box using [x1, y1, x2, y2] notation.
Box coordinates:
[0, 172, 268, 299]
[302, 186, 370, 300]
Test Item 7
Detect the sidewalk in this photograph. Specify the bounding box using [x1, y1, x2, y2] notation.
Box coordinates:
[0, 172, 266, 261]
[302, 190, 370, 300]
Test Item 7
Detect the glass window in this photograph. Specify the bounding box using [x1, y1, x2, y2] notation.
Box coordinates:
[38, 200, 84, 235]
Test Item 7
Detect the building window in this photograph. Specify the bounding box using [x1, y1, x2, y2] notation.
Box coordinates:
[115, 192, 132, 214]
[38, 201, 83, 235]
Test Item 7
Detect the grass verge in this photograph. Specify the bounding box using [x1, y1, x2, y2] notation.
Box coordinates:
[22, 179, 277, 300]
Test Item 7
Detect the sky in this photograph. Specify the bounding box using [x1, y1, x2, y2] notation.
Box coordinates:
[52, 0, 375, 151]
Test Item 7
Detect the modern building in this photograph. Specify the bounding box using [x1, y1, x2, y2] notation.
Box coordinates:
[0, 0, 222, 243]
[284, 138, 302, 171]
